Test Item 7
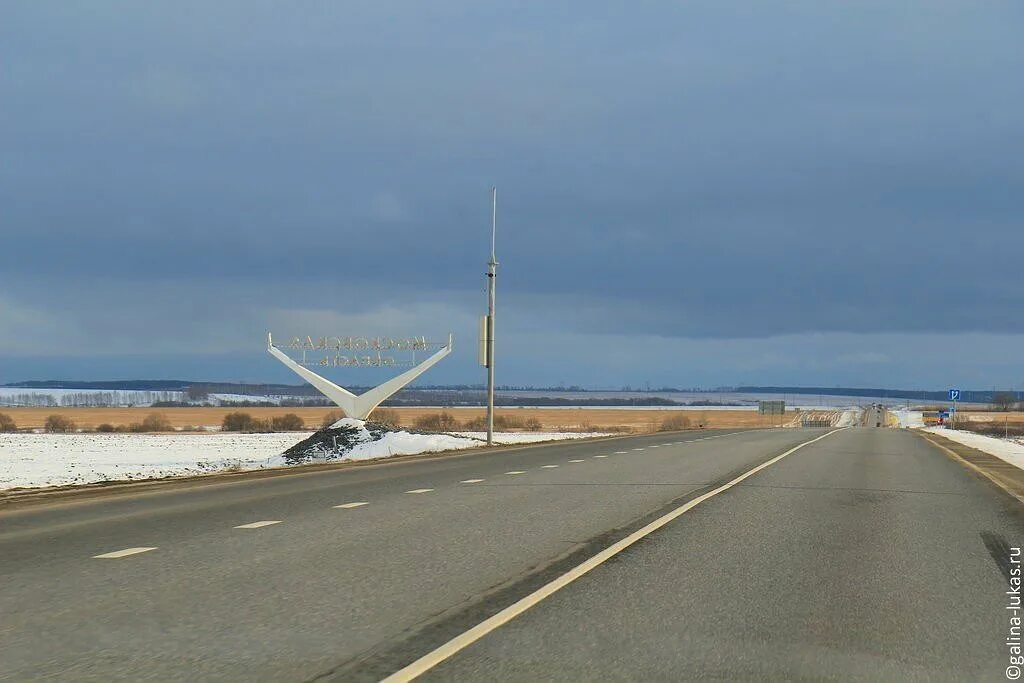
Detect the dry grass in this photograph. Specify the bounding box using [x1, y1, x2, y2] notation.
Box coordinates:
[0, 406, 780, 432]
[957, 411, 1024, 424]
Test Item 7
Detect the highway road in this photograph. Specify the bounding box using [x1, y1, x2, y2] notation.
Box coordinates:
[1, 425, 1021, 681]
[862, 403, 889, 428]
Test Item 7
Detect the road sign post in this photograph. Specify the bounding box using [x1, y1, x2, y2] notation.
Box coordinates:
[948, 388, 960, 428]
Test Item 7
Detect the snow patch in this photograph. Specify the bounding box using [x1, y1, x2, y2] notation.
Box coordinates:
[835, 409, 861, 427]
[923, 427, 1024, 471]
[892, 409, 925, 428]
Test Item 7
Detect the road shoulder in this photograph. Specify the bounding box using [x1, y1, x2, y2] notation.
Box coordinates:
[916, 430, 1024, 504]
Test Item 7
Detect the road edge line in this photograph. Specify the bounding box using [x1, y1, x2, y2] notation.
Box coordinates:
[380, 428, 846, 682]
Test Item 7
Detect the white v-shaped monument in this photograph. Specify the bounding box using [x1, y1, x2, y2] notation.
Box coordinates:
[267, 333, 453, 420]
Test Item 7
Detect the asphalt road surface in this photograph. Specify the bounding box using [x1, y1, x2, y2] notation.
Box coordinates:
[1, 426, 1021, 681]
[862, 404, 888, 427]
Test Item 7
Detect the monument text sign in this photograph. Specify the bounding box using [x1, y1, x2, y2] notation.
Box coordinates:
[284, 335, 441, 368]
[266, 332, 453, 420]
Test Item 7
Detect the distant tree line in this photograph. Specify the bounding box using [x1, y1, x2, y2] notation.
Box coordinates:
[0, 391, 184, 407]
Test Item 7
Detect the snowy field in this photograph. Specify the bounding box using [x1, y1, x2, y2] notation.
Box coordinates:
[924, 426, 1024, 471]
[0, 428, 609, 491]
[0, 432, 306, 490]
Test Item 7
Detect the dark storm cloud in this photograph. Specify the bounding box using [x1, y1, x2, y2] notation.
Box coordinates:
[1, 1, 1022, 384]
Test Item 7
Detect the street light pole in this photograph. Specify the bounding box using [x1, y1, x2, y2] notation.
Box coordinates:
[486, 187, 498, 445]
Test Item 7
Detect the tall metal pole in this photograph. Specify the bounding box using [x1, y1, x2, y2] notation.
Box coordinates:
[486, 187, 498, 445]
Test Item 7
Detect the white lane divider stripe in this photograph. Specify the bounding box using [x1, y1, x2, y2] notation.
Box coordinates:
[505, 471, 525, 475]
[568, 459, 585, 463]
[615, 451, 628, 454]
[93, 547, 157, 559]
[593, 455, 608, 458]
[381, 428, 847, 683]
[234, 520, 282, 529]
[461, 479, 485, 484]
[541, 465, 559, 469]
[632, 448, 645, 451]
[334, 502, 368, 509]
[405, 488, 434, 494]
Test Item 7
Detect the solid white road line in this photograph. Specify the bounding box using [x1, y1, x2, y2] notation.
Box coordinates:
[381, 428, 846, 683]
[234, 520, 282, 529]
[568, 459, 585, 463]
[334, 502, 368, 509]
[461, 479, 485, 484]
[93, 547, 157, 559]
[504, 471, 525, 475]
[541, 465, 559, 469]
[405, 488, 434, 494]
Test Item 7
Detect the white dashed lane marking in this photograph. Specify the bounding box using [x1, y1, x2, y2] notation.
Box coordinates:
[615, 451, 628, 454]
[541, 465, 559, 469]
[505, 471, 525, 475]
[405, 488, 434, 494]
[93, 547, 157, 559]
[334, 502, 368, 509]
[593, 455, 608, 459]
[461, 479, 485, 484]
[632, 448, 645, 452]
[568, 459, 585, 463]
[234, 520, 282, 529]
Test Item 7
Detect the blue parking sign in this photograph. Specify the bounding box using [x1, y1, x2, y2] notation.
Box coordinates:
[949, 388, 960, 401]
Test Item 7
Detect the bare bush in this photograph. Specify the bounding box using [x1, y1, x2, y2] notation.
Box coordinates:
[221, 412, 280, 433]
[44, 414, 76, 433]
[0, 413, 16, 432]
[462, 414, 527, 431]
[95, 423, 116, 433]
[659, 415, 692, 432]
[270, 413, 305, 431]
[141, 413, 173, 432]
[249, 418, 273, 433]
[461, 415, 486, 430]
[414, 411, 459, 432]
[524, 417, 543, 431]
[372, 408, 401, 427]
[222, 412, 256, 432]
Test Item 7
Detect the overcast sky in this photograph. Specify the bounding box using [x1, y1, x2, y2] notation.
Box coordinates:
[2, 2, 1022, 389]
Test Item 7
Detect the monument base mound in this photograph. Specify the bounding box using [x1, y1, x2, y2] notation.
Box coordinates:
[280, 418, 480, 464]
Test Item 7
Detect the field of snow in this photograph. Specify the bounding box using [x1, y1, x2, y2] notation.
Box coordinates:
[0, 428, 611, 491]
[0, 432, 308, 490]
[924, 426, 1024, 471]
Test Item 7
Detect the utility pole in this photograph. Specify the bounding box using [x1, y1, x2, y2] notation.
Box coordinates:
[486, 187, 498, 445]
